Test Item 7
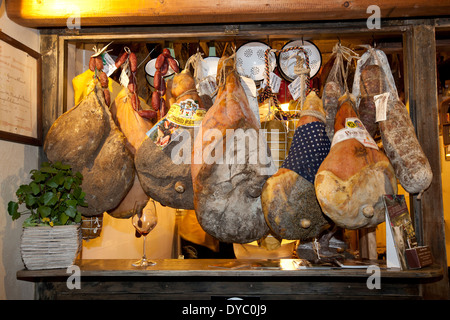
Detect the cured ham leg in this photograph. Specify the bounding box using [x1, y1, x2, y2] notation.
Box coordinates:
[261, 92, 331, 240]
[315, 94, 397, 229]
[44, 81, 135, 217]
[135, 71, 209, 209]
[191, 62, 275, 244]
[107, 87, 154, 218]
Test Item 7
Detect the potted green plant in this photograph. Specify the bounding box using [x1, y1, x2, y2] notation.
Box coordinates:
[7, 161, 87, 270]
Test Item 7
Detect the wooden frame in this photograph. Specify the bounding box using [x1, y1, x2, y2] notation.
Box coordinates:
[0, 31, 42, 146]
[37, 18, 449, 299]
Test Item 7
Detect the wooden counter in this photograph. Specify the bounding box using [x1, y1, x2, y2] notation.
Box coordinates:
[17, 259, 444, 300]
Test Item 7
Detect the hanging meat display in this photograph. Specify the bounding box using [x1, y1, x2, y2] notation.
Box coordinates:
[261, 91, 331, 240]
[315, 93, 398, 229]
[44, 56, 135, 217]
[135, 66, 210, 210]
[191, 56, 276, 244]
[352, 47, 433, 195]
[107, 48, 156, 219]
[42, 37, 435, 259]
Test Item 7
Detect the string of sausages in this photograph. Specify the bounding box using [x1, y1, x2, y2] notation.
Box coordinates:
[151, 49, 179, 118]
[258, 46, 318, 119]
[89, 55, 111, 106]
[114, 48, 179, 120]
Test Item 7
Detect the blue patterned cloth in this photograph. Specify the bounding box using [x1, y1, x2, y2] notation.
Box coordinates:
[281, 121, 331, 184]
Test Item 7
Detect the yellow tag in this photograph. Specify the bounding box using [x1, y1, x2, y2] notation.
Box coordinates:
[166, 99, 206, 127]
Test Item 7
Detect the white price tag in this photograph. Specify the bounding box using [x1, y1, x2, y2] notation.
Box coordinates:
[102, 52, 117, 77]
[288, 76, 303, 101]
[374, 92, 390, 122]
[262, 72, 282, 94]
[119, 68, 129, 88]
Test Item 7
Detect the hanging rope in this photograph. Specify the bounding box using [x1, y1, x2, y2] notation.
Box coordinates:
[258, 46, 319, 119]
[332, 42, 360, 95]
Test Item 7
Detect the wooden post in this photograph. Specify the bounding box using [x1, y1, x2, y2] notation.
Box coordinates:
[359, 228, 378, 260]
[403, 22, 449, 299]
[38, 34, 59, 163]
[39, 34, 61, 136]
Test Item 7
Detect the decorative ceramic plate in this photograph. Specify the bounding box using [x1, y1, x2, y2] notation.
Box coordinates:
[145, 57, 179, 87]
[277, 40, 322, 82]
[236, 41, 276, 81]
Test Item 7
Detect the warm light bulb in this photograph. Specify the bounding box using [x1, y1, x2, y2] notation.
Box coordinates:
[279, 103, 290, 112]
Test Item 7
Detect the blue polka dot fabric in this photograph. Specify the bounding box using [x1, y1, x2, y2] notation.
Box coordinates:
[281, 121, 331, 184]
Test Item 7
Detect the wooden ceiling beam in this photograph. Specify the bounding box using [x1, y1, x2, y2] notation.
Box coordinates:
[5, 0, 450, 28]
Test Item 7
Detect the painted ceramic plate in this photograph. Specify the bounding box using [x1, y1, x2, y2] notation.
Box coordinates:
[236, 41, 276, 82]
[277, 40, 322, 82]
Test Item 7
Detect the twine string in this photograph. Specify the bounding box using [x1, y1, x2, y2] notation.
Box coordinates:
[258, 46, 319, 119]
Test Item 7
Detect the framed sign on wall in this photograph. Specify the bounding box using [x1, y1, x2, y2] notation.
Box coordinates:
[0, 31, 42, 146]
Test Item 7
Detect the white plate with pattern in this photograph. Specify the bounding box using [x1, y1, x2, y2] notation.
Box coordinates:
[235, 41, 276, 82]
[277, 40, 322, 82]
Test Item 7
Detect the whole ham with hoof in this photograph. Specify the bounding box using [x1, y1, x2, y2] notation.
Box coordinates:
[261, 91, 331, 240]
[44, 81, 135, 217]
[134, 70, 209, 210]
[315, 93, 397, 229]
[107, 87, 155, 218]
[191, 58, 276, 244]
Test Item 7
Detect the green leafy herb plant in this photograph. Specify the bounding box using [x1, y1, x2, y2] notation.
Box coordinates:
[7, 161, 87, 227]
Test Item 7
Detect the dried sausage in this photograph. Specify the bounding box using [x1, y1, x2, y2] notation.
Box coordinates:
[167, 56, 179, 73]
[162, 48, 171, 58]
[137, 109, 157, 119]
[154, 70, 162, 90]
[379, 99, 433, 194]
[129, 52, 137, 73]
[155, 54, 166, 70]
[115, 51, 129, 68]
[89, 57, 95, 72]
[151, 91, 161, 111]
[99, 71, 108, 88]
[95, 57, 103, 71]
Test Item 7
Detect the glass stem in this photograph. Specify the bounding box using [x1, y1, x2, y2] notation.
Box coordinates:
[142, 235, 147, 261]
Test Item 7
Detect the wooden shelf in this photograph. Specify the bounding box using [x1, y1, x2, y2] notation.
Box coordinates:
[17, 259, 444, 300]
[17, 258, 443, 279]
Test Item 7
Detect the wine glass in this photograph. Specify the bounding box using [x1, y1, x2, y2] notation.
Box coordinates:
[132, 199, 158, 267]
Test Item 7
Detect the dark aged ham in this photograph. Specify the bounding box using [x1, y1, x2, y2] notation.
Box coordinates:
[261, 92, 331, 240]
[191, 58, 276, 243]
[135, 70, 210, 209]
[44, 81, 134, 217]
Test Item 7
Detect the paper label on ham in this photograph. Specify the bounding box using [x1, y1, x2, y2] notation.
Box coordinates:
[331, 117, 379, 150]
[166, 99, 206, 127]
[197, 78, 217, 97]
[146, 99, 206, 149]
